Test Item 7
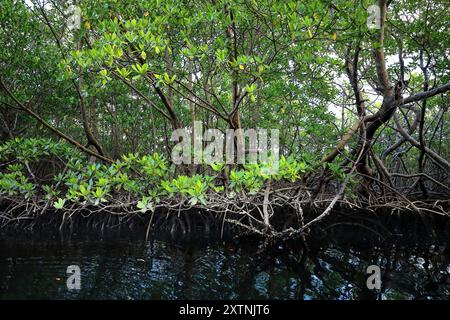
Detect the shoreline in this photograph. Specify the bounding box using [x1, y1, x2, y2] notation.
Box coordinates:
[1, 194, 449, 241]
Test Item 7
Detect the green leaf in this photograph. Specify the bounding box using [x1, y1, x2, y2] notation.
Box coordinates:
[54, 198, 65, 209]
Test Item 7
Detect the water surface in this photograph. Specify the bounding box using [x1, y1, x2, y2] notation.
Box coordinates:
[1, 234, 449, 299]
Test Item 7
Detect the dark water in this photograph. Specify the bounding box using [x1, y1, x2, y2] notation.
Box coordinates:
[0, 233, 449, 300]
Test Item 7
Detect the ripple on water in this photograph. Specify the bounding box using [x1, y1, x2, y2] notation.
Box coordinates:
[0, 239, 449, 300]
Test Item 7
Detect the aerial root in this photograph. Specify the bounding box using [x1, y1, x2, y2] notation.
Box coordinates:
[1, 185, 447, 239]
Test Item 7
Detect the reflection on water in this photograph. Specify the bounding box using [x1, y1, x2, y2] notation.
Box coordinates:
[0, 235, 449, 300]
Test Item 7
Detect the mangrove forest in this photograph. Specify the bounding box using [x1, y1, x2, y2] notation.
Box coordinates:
[0, 0, 449, 302]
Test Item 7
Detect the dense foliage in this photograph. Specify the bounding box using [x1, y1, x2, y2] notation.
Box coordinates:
[0, 138, 316, 211]
[0, 0, 448, 220]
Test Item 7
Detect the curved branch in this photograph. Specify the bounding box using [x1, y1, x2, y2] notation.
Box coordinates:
[394, 114, 450, 171]
[401, 82, 450, 106]
[0, 78, 113, 163]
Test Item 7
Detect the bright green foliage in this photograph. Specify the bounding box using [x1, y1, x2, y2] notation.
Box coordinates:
[0, 138, 84, 163]
[0, 139, 316, 206]
[161, 175, 210, 205]
[136, 196, 154, 213]
[0, 165, 34, 198]
[274, 156, 309, 183]
[53, 198, 65, 209]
